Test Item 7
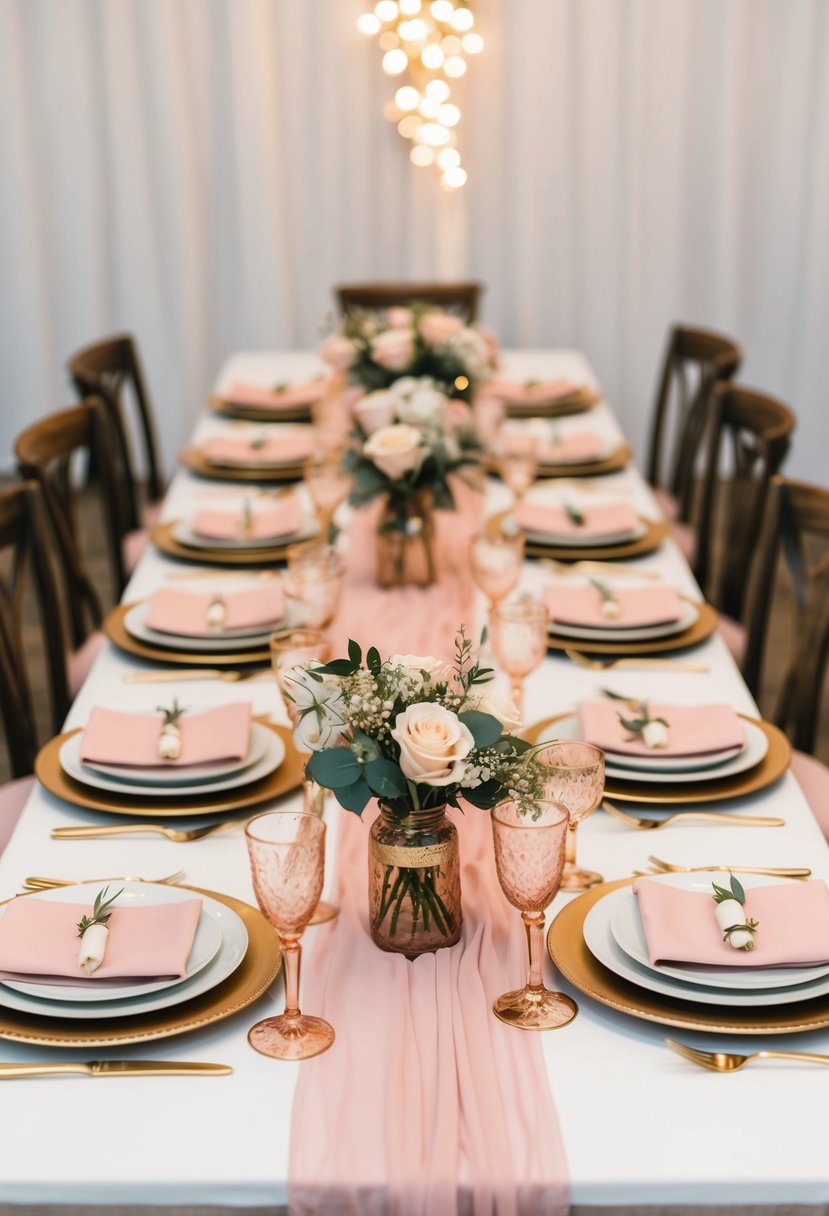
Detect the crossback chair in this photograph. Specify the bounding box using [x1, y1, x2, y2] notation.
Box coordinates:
[67, 333, 164, 531]
[693, 385, 795, 622]
[647, 325, 742, 522]
[336, 281, 483, 323]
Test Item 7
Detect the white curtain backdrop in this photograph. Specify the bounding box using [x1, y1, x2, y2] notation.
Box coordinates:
[1, 0, 828, 480]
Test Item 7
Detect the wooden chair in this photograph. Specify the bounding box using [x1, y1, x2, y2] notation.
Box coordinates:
[67, 333, 164, 532]
[15, 398, 126, 666]
[336, 281, 483, 323]
[0, 483, 72, 850]
[693, 384, 795, 623]
[647, 325, 742, 525]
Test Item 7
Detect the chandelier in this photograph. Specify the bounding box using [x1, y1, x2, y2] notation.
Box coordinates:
[357, 1, 483, 190]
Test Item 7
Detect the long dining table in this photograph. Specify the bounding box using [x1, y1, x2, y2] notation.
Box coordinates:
[1, 348, 829, 1215]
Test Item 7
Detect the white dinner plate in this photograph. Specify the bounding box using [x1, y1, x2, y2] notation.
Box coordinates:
[549, 597, 698, 643]
[124, 600, 278, 652]
[0, 885, 248, 1020]
[539, 439, 615, 467]
[72, 721, 271, 788]
[173, 514, 318, 551]
[522, 517, 646, 548]
[582, 879, 829, 1008]
[203, 427, 312, 469]
[538, 713, 768, 783]
[1, 883, 223, 1002]
[59, 722, 285, 799]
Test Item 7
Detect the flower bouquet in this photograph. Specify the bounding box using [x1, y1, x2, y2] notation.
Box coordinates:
[282, 629, 545, 957]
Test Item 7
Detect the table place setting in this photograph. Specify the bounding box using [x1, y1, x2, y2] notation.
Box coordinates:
[208, 374, 328, 422]
[513, 492, 669, 560]
[491, 417, 631, 478]
[181, 422, 316, 482]
[484, 373, 601, 416]
[151, 488, 321, 565]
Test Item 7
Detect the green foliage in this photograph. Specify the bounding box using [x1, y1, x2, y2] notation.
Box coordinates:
[77, 886, 124, 938]
[458, 710, 503, 749]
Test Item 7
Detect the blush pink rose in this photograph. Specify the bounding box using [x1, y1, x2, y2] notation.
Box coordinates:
[353, 390, 398, 435]
[371, 328, 415, 371]
[419, 311, 463, 347]
[390, 703, 475, 787]
[317, 334, 357, 370]
[386, 306, 413, 329]
[363, 424, 424, 480]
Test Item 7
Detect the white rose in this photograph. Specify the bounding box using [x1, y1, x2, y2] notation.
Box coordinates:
[371, 328, 415, 371]
[476, 690, 522, 733]
[363, 424, 425, 480]
[282, 664, 348, 753]
[396, 386, 448, 429]
[419, 311, 463, 347]
[317, 334, 357, 370]
[294, 711, 347, 753]
[388, 376, 420, 400]
[391, 703, 475, 788]
[353, 389, 398, 435]
[386, 306, 413, 329]
[388, 654, 454, 685]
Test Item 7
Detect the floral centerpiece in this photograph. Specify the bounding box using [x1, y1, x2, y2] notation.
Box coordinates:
[282, 628, 545, 957]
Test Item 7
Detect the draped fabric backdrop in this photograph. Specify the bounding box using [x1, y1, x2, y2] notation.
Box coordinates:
[2, 0, 828, 479]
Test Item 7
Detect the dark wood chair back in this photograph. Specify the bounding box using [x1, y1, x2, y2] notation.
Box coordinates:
[743, 477, 829, 753]
[646, 325, 742, 520]
[336, 281, 483, 322]
[0, 482, 70, 772]
[15, 398, 127, 642]
[694, 384, 795, 620]
[67, 333, 164, 529]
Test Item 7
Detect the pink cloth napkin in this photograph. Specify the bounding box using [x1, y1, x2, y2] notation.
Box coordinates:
[223, 379, 327, 409]
[192, 497, 303, 541]
[516, 500, 639, 538]
[145, 585, 284, 636]
[579, 700, 745, 758]
[634, 877, 829, 967]
[0, 895, 202, 982]
[202, 432, 313, 467]
[289, 480, 569, 1216]
[487, 376, 582, 406]
[79, 703, 252, 768]
[539, 431, 607, 465]
[547, 584, 683, 628]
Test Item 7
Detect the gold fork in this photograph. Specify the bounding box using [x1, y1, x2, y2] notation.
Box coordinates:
[564, 648, 709, 673]
[0, 871, 186, 907]
[123, 669, 270, 684]
[647, 854, 811, 878]
[51, 822, 243, 843]
[666, 1038, 829, 1071]
[602, 801, 784, 831]
[542, 559, 662, 580]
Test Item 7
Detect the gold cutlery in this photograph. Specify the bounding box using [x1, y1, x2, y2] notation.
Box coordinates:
[52, 822, 243, 843]
[0, 1060, 232, 1080]
[666, 1038, 829, 1072]
[542, 559, 662, 580]
[23, 870, 186, 889]
[123, 669, 270, 683]
[602, 801, 784, 831]
[166, 569, 281, 581]
[646, 854, 811, 879]
[564, 648, 709, 673]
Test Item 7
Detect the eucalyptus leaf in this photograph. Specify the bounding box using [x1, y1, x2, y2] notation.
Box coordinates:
[305, 747, 363, 789]
[365, 758, 408, 799]
[458, 710, 503, 749]
[335, 776, 373, 815]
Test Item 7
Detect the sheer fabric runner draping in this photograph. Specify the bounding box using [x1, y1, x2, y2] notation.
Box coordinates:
[289, 488, 570, 1216]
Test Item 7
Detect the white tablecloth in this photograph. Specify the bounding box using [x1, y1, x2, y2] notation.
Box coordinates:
[1, 351, 828, 1211]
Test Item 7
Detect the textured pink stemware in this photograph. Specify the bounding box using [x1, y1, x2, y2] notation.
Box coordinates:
[535, 740, 605, 890]
[489, 596, 549, 719]
[245, 810, 335, 1060]
[490, 799, 577, 1030]
[469, 527, 525, 609]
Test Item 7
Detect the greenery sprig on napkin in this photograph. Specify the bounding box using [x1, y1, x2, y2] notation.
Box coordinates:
[712, 874, 759, 951]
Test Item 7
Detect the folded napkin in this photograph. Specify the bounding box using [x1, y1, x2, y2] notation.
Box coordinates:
[579, 700, 745, 758]
[146, 585, 284, 636]
[547, 584, 684, 629]
[539, 431, 608, 465]
[634, 877, 829, 968]
[487, 376, 583, 406]
[222, 379, 326, 409]
[0, 896, 202, 983]
[202, 432, 314, 467]
[516, 500, 640, 538]
[192, 497, 303, 541]
[79, 702, 252, 768]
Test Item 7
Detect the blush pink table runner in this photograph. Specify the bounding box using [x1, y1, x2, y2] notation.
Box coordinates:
[290, 483, 570, 1216]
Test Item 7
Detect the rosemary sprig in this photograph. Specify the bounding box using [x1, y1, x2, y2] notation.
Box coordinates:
[76, 886, 123, 939]
[564, 502, 585, 526]
[617, 701, 668, 736]
[157, 699, 185, 727]
[241, 497, 253, 533]
[250, 431, 268, 450]
[589, 577, 616, 604]
[271, 381, 290, 393]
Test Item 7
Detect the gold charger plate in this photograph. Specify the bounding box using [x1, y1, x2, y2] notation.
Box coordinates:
[180, 447, 305, 483]
[536, 443, 631, 479]
[525, 712, 791, 805]
[0, 886, 281, 1047]
[104, 603, 271, 666]
[524, 515, 668, 562]
[547, 877, 829, 1035]
[151, 520, 297, 567]
[208, 392, 313, 424]
[504, 387, 601, 418]
[35, 720, 304, 818]
[546, 599, 718, 656]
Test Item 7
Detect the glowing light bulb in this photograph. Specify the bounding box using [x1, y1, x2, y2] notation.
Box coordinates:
[399, 0, 422, 12]
[430, 0, 454, 20]
[462, 31, 483, 53]
[411, 145, 435, 166]
[421, 44, 445, 68]
[399, 18, 427, 40]
[375, 0, 399, 20]
[441, 35, 462, 54]
[437, 103, 460, 127]
[451, 6, 474, 30]
[357, 12, 381, 35]
[425, 78, 450, 102]
[418, 122, 451, 147]
[382, 48, 409, 74]
[398, 114, 422, 138]
[444, 55, 467, 77]
[441, 165, 467, 189]
[418, 97, 440, 118]
[437, 147, 461, 169]
[395, 85, 420, 110]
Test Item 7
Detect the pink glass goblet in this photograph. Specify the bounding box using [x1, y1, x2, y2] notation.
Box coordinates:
[469, 527, 525, 609]
[489, 597, 549, 719]
[535, 740, 605, 891]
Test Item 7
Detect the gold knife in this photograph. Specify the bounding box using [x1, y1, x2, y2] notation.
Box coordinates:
[0, 1060, 232, 1079]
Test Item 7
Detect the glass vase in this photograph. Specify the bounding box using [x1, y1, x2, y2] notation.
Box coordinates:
[376, 491, 436, 588]
[368, 805, 462, 957]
